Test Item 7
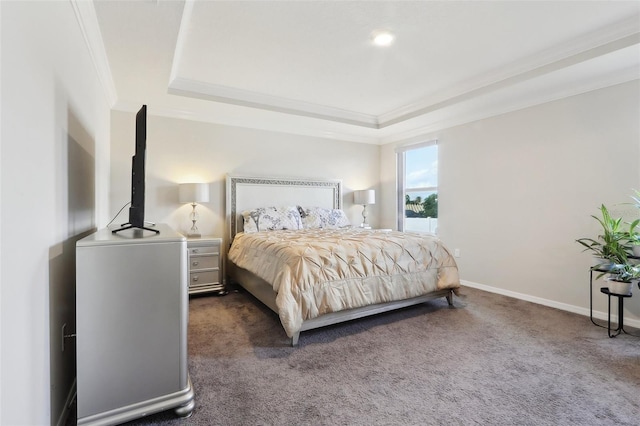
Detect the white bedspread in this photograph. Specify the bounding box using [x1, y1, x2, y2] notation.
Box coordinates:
[228, 228, 460, 337]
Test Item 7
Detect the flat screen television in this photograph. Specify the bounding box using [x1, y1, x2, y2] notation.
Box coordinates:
[112, 105, 159, 235]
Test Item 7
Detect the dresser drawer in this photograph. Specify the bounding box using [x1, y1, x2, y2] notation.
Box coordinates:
[189, 254, 219, 270]
[188, 245, 219, 256]
[189, 270, 220, 286]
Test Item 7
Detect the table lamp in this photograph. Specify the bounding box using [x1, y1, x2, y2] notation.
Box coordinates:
[353, 189, 375, 229]
[179, 183, 210, 237]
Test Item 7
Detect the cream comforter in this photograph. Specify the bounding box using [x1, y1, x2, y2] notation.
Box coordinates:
[227, 228, 460, 337]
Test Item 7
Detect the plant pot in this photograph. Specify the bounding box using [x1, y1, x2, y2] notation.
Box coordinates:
[606, 278, 633, 295]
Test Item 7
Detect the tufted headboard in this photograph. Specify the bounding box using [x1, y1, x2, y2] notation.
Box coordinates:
[225, 175, 342, 242]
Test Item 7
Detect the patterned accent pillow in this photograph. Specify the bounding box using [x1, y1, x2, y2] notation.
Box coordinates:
[299, 206, 351, 229]
[242, 206, 303, 233]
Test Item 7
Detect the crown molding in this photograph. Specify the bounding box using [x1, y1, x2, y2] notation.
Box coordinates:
[116, 67, 638, 147]
[168, 77, 379, 129]
[381, 71, 640, 146]
[168, 0, 194, 87]
[112, 100, 381, 145]
[378, 31, 640, 128]
[70, 0, 118, 107]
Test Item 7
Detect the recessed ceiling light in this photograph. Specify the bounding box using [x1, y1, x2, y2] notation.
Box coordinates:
[372, 30, 394, 47]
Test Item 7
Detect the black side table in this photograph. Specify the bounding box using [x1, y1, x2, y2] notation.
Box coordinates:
[589, 257, 640, 329]
[600, 287, 632, 338]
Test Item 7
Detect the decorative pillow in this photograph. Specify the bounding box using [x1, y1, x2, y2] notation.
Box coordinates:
[299, 206, 351, 229]
[242, 206, 302, 233]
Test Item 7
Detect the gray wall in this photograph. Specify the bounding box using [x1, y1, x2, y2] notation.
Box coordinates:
[0, 2, 111, 424]
[109, 111, 381, 246]
[381, 80, 640, 325]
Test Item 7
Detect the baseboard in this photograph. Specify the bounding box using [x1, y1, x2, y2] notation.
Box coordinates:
[56, 378, 76, 426]
[460, 279, 640, 329]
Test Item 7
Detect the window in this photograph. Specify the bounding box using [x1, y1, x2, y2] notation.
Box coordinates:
[396, 141, 438, 233]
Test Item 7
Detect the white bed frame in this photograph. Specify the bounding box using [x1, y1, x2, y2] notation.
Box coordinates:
[225, 174, 454, 346]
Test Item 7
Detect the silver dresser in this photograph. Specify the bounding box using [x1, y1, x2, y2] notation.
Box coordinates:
[76, 224, 194, 425]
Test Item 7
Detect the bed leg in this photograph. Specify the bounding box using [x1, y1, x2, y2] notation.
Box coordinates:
[446, 291, 454, 306]
[291, 333, 300, 347]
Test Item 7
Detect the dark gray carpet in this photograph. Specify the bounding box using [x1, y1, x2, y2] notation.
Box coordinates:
[118, 286, 639, 426]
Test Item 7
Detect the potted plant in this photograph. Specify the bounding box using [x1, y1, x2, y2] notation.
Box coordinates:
[579, 195, 640, 294]
[626, 219, 640, 258]
[576, 204, 631, 270]
[605, 262, 640, 295]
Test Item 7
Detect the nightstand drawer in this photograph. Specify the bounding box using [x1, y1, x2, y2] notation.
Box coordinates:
[186, 237, 225, 295]
[189, 270, 220, 286]
[190, 254, 219, 270]
[188, 246, 219, 256]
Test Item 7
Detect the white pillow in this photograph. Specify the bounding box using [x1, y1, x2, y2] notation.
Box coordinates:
[299, 206, 351, 229]
[242, 206, 303, 233]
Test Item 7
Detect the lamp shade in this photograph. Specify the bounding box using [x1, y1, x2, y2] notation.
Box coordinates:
[353, 189, 375, 205]
[179, 183, 210, 204]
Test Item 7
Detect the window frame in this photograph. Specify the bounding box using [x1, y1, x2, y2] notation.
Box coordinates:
[395, 140, 439, 232]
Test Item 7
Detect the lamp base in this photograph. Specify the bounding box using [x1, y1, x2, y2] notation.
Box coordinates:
[360, 205, 371, 230]
[187, 206, 202, 239]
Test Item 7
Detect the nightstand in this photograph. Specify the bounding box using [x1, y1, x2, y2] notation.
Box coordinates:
[187, 237, 228, 296]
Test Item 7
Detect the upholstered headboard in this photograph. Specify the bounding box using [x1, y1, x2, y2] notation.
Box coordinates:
[225, 175, 342, 241]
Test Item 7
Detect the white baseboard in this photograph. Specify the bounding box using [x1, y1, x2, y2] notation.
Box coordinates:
[460, 279, 640, 329]
[56, 378, 76, 426]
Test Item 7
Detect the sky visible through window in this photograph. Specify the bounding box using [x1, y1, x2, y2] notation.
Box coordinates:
[406, 145, 437, 200]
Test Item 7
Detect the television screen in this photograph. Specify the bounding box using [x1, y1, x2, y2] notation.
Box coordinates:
[129, 105, 146, 228]
[112, 105, 159, 235]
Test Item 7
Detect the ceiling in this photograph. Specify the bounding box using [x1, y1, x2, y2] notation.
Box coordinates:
[93, 0, 640, 145]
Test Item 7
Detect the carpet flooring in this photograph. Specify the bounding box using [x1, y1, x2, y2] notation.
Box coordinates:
[110, 286, 640, 425]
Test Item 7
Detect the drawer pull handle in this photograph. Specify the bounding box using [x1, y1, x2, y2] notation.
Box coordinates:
[193, 248, 199, 253]
[192, 261, 199, 266]
[192, 276, 199, 282]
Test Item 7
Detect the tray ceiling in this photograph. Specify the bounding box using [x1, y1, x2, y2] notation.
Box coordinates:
[92, 0, 640, 144]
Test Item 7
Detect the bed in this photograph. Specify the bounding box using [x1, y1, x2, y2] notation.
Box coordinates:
[225, 175, 460, 345]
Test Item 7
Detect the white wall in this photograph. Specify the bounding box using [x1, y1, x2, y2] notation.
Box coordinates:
[0, 2, 111, 425]
[109, 112, 381, 246]
[381, 80, 640, 324]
